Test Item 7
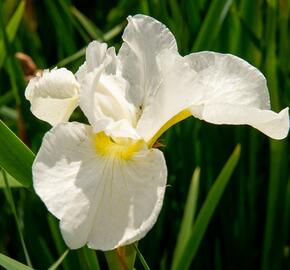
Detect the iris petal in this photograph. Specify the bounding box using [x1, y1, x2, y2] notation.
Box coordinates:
[119, 15, 177, 108]
[25, 68, 79, 126]
[185, 52, 289, 139]
[33, 122, 167, 250]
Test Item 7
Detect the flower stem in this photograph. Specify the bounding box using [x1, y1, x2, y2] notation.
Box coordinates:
[104, 243, 137, 270]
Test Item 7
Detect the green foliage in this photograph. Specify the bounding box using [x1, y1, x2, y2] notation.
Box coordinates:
[0, 0, 25, 68]
[0, 1, 289, 269]
[0, 120, 34, 187]
[48, 250, 69, 270]
[172, 145, 241, 270]
[0, 253, 34, 270]
[172, 167, 200, 268]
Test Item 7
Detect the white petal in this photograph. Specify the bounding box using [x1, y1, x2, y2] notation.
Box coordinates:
[25, 68, 79, 125]
[185, 52, 289, 139]
[79, 66, 138, 138]
[136, 49, 201, 144]
[86, 41, 108, 72]
[118, 15, 177, 108]
[33, 122, 167, 250]
[191, 105, 289, 139]
[76, 41, 118, 83]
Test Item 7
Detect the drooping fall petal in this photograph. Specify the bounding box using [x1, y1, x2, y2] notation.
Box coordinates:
[33, 122, 167, 250]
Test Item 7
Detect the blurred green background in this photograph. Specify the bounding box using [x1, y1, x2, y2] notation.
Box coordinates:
[0, 0, 289, 269]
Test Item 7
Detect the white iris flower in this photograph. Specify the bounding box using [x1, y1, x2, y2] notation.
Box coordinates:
[25, 15, 289, 251]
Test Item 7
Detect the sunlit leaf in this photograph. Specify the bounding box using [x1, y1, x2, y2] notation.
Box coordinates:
[172, 145, 241, 270]
[171, 167, 200, 269]
[0, 253, 34, 270]
[0, 170, 24, 188]
[48, 250, 69, 270]
[0, 120, 35, 188]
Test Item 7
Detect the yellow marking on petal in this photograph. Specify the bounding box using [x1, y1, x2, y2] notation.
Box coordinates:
[148, 108, 192, 148]
[95, 132, 144, 160]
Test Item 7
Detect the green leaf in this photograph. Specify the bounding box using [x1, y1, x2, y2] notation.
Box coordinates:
[0, 91, 14, 107]
[134, 244, 151, 270]
[172, 145, 241, 270]
[55, 22, 124, 68]
[0, 253, 34, 270]
[0, 171, 24, 188]
[81, 246, 101, 270]
[55, 47, 86, 68]
[48, 250, 69, 270]
[192, 0, 233, 51]
[2, 170, 32, 266]
[171, 167, 200, 269]
[0, 120, 35, 188]
[0, 0, 25, 68]
[70, 6, 103, 39]
[0, 106, 18, 120]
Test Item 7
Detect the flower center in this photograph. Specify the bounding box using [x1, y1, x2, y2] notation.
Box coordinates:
[94, 132, 144, 160]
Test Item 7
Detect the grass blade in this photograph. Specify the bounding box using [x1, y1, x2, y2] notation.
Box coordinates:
[81, 246, 101, 270]
[55, 47, 86, 68]
[171, 167, 200, 269]
[134, 244, 151, 270]
[48, 250, 69, 270]
[0, 120, 35, 187]
[55, 22, 124, 68]
[2, 170, 32, 267]
[172, 145, 241, 270]
[0, 0, 25, 68]
[0, 253, 34, 270]
[0, 171, 24, 188]
[71, 6, 103, 39]
[192, 0, 233, 51]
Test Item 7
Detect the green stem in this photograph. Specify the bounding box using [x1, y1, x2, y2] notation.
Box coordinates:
[104, 244, 137, 270]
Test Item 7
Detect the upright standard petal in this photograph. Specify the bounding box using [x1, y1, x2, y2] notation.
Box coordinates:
[33, 122, 167, 250]
[118, 15, 177, 108]
[136, 50, 202, 145]
[25, 68, 79, 126]
[185, 52, 289, 139]
[79, 66, 138, 139]
[76, 41, 118, 83]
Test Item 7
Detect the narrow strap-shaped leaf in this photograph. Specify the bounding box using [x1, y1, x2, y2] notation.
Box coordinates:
[2, 170, 32, 266]
[0, 0, 25, 68]
[0, 170, 24, 188]
[80, 246, 101, 270]
[55, 47, 86, 68]
[134, 244, 151, 270]
[171, 167, 200, 269]
[70, 6, 104, 39]
[48, 250, 69, 270]
[192, 0, 233, 51]
[172, 145, 241, 270]
[0, 120, 35, 188]
[0, 253, 34, 270]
